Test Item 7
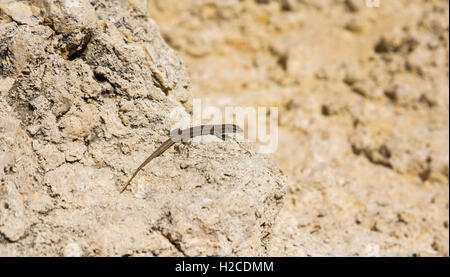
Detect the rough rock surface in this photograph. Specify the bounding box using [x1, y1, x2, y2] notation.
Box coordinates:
[147, 0, 449, 256]
[0, 0, 287, 256]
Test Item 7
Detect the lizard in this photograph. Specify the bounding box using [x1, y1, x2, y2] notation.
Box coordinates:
[120, 124, 244, 193]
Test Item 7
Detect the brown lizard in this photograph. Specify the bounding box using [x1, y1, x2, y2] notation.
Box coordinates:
[120, 124, 243, 193]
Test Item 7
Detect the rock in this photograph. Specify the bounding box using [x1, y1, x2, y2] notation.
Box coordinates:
[63, 242, 83, 257]
[147, 0, 449, 257]
[0, 0, 41, 26]
[0, 110, 36, 243]
[0, 0, 287, 256]
[0, 180, 28, 242]
[38, 0, 97, 58]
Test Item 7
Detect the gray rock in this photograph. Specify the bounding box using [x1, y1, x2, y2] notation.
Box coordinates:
[0, 0, 287, 256]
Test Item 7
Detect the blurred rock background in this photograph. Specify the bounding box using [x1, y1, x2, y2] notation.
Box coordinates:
[146, 0, 449, 256]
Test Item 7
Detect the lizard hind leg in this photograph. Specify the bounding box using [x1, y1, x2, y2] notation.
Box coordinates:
[176, 140, 191, 156]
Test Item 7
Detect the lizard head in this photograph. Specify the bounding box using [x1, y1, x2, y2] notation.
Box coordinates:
[230, 124, 243, 133]
[220, 124, 243, 134]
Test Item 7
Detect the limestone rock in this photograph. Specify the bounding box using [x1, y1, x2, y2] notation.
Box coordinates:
[0, 0, 287, 256]
[147, 0, 449, 256]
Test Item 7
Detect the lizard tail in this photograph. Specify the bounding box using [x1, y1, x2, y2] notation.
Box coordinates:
[120, 139, 176, 193]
